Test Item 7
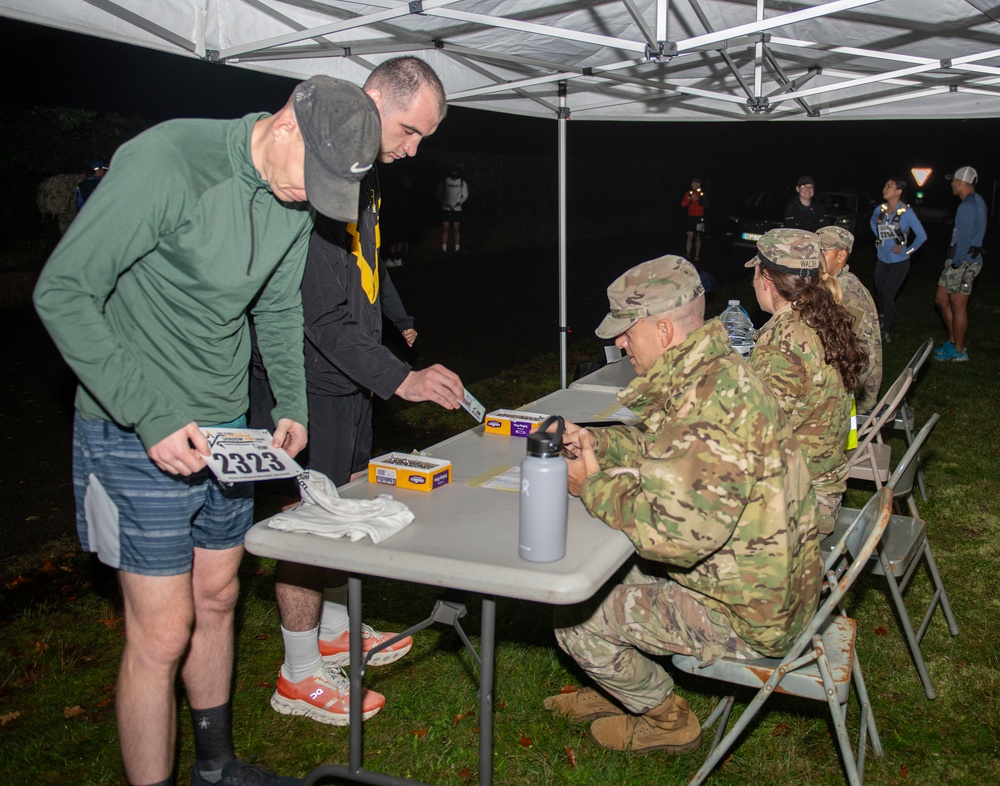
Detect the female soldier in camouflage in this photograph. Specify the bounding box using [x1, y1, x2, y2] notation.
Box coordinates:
[746, 228, 868, 536]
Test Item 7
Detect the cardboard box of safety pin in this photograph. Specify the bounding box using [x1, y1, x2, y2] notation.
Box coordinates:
[368, 452, 451, 491]
[483, 410, 548, 437]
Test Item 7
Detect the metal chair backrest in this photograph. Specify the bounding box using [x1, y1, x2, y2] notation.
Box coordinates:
[905, 337, 934, 379]
[852, 367, 912, 454]
[824, 486, 893, 573]
[813, 487, 893, 631]
[888, 413, 940, 502]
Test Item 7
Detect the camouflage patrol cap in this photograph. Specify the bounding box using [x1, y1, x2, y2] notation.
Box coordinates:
[744, 228, 821, 278]
[816, 226, 854, 254]
[595, 255, 705, 339]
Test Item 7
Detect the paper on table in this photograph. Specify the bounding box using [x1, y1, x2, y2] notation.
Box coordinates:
[466, 464, 521, 492]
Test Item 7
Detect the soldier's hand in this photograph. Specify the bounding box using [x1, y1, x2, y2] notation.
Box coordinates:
[401, 328, 418, 347]
[561, 418, 584, 459]
[148, 422, 210, 476]
[565, 428, 601, 496]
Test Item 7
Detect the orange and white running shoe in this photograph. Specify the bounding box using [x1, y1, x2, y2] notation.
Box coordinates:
[319, 624, 413, 667]
[270, 664, 385, 725]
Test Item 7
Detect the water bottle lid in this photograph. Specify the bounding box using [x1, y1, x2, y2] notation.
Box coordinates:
[728, 299, 739, 306]
[526, 415, 564, 457]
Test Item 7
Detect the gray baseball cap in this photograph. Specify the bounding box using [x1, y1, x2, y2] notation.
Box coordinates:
[745, 228, 821, 277]
[294, 76, 381, 221]
[945, 165, 978, 185]
[817, 225, 854, 254]
[595, 255, 705, 339]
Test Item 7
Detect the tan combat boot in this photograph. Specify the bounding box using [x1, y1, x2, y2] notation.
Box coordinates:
[543, 687, 625, 722]
[589, 693, 702, 754]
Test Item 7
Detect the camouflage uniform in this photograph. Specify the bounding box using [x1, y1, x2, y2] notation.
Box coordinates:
[555, 318, 822, 715]
[749, 306, 851, 503]
[747, 230, 852, 535]
[836, 265, 882, 413]
[817, 226, 882, 414]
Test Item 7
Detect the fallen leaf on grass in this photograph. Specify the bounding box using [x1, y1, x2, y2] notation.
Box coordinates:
[258, 682, 272, 689]
[564, 746, 576, 767]
[25, 515, 41, 522]
[519, 736, 532, 747]
[41, 559, 56, 572]
[100, 617, 122, 628]
[412, 728, 428, 737]
[453, 711, 469, 724]
[557, 685, 580, 694]
[254, 634, 270, 641]
[458, 768, 473, 779]
[63, 706, 85, 719]
[900, 764, 908, 778]
[1, 711, 22, 726]
[875, 626, 887, 636]
[771, 723, 792, 737]
[5, 576, 31, 589]
[96, 697, 113, 708]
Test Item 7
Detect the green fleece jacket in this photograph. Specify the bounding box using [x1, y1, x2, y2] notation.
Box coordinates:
[34, 113, 311, 449]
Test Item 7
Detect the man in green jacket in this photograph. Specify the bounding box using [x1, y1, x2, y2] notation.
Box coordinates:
[545, 255, 821, 755]
[33, 77, 380, 786]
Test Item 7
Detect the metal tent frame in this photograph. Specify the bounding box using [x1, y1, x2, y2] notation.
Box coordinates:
[5, 0, 998, 381]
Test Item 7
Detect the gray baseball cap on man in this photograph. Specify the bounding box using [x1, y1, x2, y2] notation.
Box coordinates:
[817, 225, 854, 254]
[595, 255, 705, 339]
[945, 165, 978, 184]
[745, 228, 821, 278]
[293, 76, 381, 222]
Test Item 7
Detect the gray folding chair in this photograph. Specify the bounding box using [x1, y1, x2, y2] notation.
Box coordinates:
[824, 414, 958, 700]
[846, 367, 912, 489]
[890, 338, 934, 500]
[673, 487, 893, 786]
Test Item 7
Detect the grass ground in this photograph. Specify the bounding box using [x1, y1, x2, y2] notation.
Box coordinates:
[2, 229, 998, 785]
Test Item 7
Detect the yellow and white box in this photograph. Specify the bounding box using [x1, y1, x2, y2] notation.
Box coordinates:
[483, 410, 548, 437]
[368, 452, 452, 492]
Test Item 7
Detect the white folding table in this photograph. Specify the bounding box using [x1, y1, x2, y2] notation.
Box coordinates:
[568, 356, 637, 393]
[245, 387, 638, 786]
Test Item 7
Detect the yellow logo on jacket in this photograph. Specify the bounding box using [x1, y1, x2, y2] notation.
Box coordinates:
[347, 191, 381, 305]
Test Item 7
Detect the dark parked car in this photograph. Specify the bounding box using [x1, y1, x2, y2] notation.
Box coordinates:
[725, 191, 788, 246]
[817, 189, 873, 235]
[909, 196, 954, 227]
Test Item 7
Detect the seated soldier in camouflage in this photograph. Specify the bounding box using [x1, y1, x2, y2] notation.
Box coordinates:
[544, 255, 822, 755]
[817, 226, 883, 415]
[747, 228, 869, 535]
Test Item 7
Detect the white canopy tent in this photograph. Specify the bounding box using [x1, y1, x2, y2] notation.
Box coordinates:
[5, 0, 999, 381]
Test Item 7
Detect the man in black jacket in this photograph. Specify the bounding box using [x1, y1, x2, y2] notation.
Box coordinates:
[250, 57, 464, 727]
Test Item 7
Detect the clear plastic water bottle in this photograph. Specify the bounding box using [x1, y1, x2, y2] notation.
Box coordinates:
[519, 416, 568, 563]
[719, 300, 755, 358]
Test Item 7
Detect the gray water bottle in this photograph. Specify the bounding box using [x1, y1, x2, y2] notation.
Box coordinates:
[519, 415, 569, 563]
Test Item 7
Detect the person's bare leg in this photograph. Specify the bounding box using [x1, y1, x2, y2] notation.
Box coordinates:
[117, 571, 194, 784]
[454, 222, 461, 251]
[441, 221, 451, 252]
[276, 561, 346, 631]
[935, 285, 954, 343]
[949, 292, 971, 352]
[693, 233, 702, 261]
[685, 231, 693, 258]
[182, 546, 243, 710]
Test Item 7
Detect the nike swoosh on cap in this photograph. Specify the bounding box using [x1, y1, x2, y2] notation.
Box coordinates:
[350, 162, 373, 174]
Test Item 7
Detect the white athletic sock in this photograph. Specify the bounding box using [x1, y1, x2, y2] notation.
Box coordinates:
[454, 244, 460, 252]
[280, 626, 323, 683]
[319, 585, 350, 641]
